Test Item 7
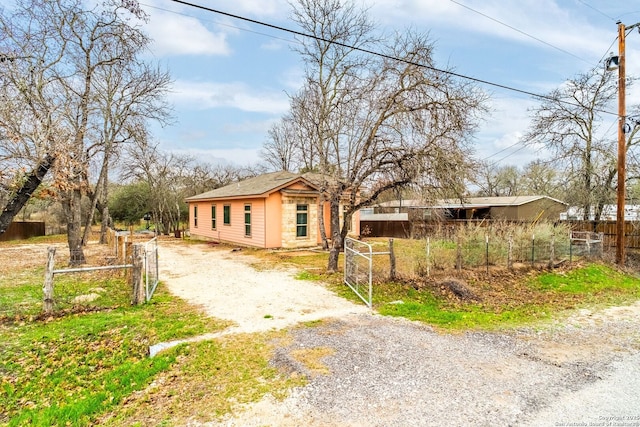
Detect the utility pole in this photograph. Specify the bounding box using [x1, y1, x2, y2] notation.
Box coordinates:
[614, 21, 640, 266]
[616, 21, 626, 266]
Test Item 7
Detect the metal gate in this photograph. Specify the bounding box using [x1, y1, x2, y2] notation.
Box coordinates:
[144, 237, 159, 301]
[344, 238, 374, 308]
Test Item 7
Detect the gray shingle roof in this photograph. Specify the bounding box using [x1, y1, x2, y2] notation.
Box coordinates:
[185, 171, 318, 201]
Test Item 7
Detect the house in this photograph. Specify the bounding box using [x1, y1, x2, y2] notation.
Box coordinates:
[374, 196, 568, 222]
[185, 171, 359, 249]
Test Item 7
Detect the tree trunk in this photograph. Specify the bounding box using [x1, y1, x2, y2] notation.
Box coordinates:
[0, 154, 55, 234]
[64, 188, 86, 265]
[99, 204, 110, 244]
[327, 196, 342, 272]
[317, 197, 329, 250]
[82, 155, 109, 245]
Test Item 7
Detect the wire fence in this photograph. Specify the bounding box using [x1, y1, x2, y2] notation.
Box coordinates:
[360, 223, 605, 281]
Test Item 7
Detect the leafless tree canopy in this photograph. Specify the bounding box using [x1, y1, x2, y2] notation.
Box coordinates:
[120, 140, 260, 235]
[523, 67, 639, 221]
[267, 0, 488, 270]
[0, 0, 172, 263]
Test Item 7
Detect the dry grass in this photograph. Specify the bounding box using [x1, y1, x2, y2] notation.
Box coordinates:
[290, 347, 335, 377]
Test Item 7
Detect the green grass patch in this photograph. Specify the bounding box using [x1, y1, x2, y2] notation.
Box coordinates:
[234, 240, 640, 331]
[371, 263, 640, 330]
[379, 299, 550, 329]
[295, 271, 322, 281]
[0, 270, 229, 426]
[0, 234, 67, 247]
[103, 332, 306, 425]
[0, 241, 306, 427]
[535, 263, 640, 296]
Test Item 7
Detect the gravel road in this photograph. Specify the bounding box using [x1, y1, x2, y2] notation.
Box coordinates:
[156, 240, 640, 426]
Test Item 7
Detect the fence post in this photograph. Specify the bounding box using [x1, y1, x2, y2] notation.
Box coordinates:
[131, 244, 145, 305]
[569, 234, 573, 265]
[485, 235, 489, 275]
[426, 237, 431, 277]
[43, 247, 56, 314]
[456, 237, 462, 272]
[507, 236, 513, 270]
[388, 238, 396, 281]
[548, 235, 555, 268]
[531, 234, 535, 267]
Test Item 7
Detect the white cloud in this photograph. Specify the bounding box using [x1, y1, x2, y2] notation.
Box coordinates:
[368, 0, 611, 61]
[229, 0, 288, 17]
[485, 96, 538, 134]
[278, 66, 305, 91]
[261, 39, 285, 51]
[223, 118, 279, 134]
[170, 80, 290, 114]
[144, 9, 231, 57]
[167, 147, 262, 167]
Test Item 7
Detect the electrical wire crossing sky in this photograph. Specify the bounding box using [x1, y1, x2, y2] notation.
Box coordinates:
[139, 0, 640, 168]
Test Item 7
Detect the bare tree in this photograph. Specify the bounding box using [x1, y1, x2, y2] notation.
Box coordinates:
[288, 0, 488, 271]
[82, 58, 172, 245]
[473, 163, 521, 197]
[121, 141, 257, 234]
[0, 0, 73, 236]
[522, 67, 638, 222]
[520, 159, 563, 199]
[261, 116, 299, 172]
[0, 0, 170, 264]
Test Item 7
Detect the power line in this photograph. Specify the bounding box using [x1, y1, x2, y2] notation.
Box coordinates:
[575, 0, 617, 21]
[490, 144, 528, 165]
[447, 0, 595, 67]
[482, 138, 524, 161]
[139, 2, 301, 47]
[166, 0, 626, 166]
[168, 0, 619, 118]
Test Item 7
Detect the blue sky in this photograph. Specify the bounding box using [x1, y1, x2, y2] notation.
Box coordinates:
[139, 0, 640, 169]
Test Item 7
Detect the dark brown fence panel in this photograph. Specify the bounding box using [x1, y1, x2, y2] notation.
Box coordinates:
[361, 220, 411, 238]
[0, 221, 46, 242]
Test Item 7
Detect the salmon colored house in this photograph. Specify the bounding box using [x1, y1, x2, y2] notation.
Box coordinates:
[185, 171, 360, 249]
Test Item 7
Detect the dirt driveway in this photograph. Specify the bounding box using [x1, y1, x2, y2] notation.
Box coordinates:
[157, 241, 369, 334]
[156, 240, 640, 426]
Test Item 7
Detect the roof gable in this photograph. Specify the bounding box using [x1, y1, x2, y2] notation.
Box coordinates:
[186, 171, 320, 201]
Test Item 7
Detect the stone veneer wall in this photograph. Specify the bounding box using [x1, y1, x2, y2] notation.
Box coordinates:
[281, 195, 318, 248]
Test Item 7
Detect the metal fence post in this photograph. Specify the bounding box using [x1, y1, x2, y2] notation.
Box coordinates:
[388, 238, 396, 280]
[531, 234, 535, 266]
[485, 235, 489, 275]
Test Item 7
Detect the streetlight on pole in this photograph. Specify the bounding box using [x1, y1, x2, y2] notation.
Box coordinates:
[608, 21, 640, 266]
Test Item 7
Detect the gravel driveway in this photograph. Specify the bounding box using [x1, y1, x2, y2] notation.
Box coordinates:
[156, 240, 640, 426]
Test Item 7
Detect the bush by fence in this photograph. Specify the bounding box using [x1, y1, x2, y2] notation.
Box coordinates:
[360, 222, 602, 281]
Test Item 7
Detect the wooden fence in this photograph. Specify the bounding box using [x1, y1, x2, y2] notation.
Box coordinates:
[0, 221, 45, 242]
[43, 244, 145, 313]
